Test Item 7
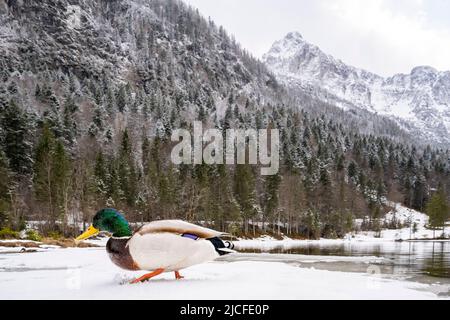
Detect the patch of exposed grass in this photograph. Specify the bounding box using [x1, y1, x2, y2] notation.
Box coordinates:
[0, 238, 100, 248]
[26, 229, 42, 242]
[0, 227, 20, 240]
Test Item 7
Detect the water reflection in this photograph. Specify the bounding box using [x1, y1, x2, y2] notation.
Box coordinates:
[236, 241, 450, 279]
[423, 242, 449, 278]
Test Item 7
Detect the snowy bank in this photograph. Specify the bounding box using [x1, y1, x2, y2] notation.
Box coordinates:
[351, 203, 449, 242]
[235, 203, 449, 245]
[0, 248, 442, 300]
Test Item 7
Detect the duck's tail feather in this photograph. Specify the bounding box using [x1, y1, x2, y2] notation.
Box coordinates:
[208, 237, 236, 256]
[224, 240, 235, 250]
[218, 240, 236, 254]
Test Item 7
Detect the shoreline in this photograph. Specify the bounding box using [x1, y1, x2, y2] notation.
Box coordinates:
[1, 234, 450, 250]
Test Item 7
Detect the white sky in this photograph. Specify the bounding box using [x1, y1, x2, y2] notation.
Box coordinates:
[184, 0, 450, 77]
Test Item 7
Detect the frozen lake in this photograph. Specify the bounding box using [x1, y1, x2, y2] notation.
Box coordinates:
[0, 241, 449, 299]
[232, 241, 450, 286]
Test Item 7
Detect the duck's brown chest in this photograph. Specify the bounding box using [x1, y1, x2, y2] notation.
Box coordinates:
[106, 238, 140, 271]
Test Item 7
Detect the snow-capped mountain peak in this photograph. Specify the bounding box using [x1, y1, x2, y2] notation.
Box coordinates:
[263, 31, 341, 71]
[285, 31, 303, 41]
[264, 32, 306, 60]
[264, 32, 450, 147]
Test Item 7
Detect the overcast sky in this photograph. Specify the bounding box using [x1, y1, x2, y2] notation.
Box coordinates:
[184, 0, 450, 77]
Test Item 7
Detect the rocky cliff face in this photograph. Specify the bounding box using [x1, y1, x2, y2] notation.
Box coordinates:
[264, 32, 450, 147]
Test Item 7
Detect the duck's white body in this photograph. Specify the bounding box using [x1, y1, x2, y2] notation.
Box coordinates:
[124, 220, 229, 272]
[128, 232, 219, 271]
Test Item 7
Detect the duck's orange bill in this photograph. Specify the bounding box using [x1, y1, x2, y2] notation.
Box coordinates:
[75, 225, 100, 241]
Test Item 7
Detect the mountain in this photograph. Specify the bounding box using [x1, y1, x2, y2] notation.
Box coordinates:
[0, 0, 448, 239]
[0, 0, 279, 115]
[263, 32, 450, 147]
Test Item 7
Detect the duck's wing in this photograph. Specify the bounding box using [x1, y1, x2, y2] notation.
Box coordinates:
[135, 220, 227, 239]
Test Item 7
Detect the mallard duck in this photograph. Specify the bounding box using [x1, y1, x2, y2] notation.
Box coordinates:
[75, 208, 234, 284]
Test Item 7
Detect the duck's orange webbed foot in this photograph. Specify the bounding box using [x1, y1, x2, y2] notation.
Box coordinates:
[175, 271, 184, 280]
[130, 268, 165, 284]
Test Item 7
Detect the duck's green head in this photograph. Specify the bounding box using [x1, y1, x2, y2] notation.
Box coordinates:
[75, 208, 132, 241]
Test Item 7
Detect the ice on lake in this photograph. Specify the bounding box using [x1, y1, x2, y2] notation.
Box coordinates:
[0, 244, 447, 300]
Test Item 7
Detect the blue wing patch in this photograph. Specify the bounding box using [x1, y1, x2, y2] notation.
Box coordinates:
[181, 233, 199, 240]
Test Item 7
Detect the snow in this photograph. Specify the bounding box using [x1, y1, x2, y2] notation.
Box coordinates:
[66, 5, 82, 29]
[235, 238, 346, 250]
[0, 247, 440, 300]
[1, 201, 447, 300]
[384, 202, 429, 225]
[352, 203, 450, 241]
[233, 204, 449, 247]
[0, 247, 26, 253]
[0, 239, 41, 243]
[234, 203, 449, 252]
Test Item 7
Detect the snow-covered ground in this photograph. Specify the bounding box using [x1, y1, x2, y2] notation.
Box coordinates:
[236, 203, 449, 246]
[235, 213, 449, 254]
[1, 203, 447, 300]
[0, 247, 442, 300]
[351, 203, 449, 242]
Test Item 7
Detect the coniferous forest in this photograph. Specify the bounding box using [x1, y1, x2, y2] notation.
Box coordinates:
[0, 0, 449, 239]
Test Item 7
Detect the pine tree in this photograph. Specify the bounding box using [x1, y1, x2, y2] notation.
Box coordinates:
[94, 151, 108, 199]
[158, 165, 179, 219]
[412, 174, 427, 211]
[142, 137, 151, 174]
[105, 87, 116, 116]
[116, 85, 128, 113]
[245, 98, 250, 109]
[213, 164, 240, 231]
[106, 156, 120, 206]
[7, 81, 18, 96]
[305, 208, 322, 240]
[117, 130, 138, 207]
[0, 85, 8, 110]
[0, 100, 33, 175]
[33, 124, 56, 224]
[198, 104, 206, 122]
[223, 105, 233, 130]
[44, 93, 64, 138]
[90, 103, 106, 137]
[233, 104, 240, 118]
[52, 140, 72, 231]
[234, 164, 257, 234]
[0, 150, 11, 228]
[263, 172, 282, 234]
[62, 96, 78, 146]
[141, 136, 164, 220]
[426, 189, 449, 238]
[33, 123, 72, 227]
[348, 161, 357, 180]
